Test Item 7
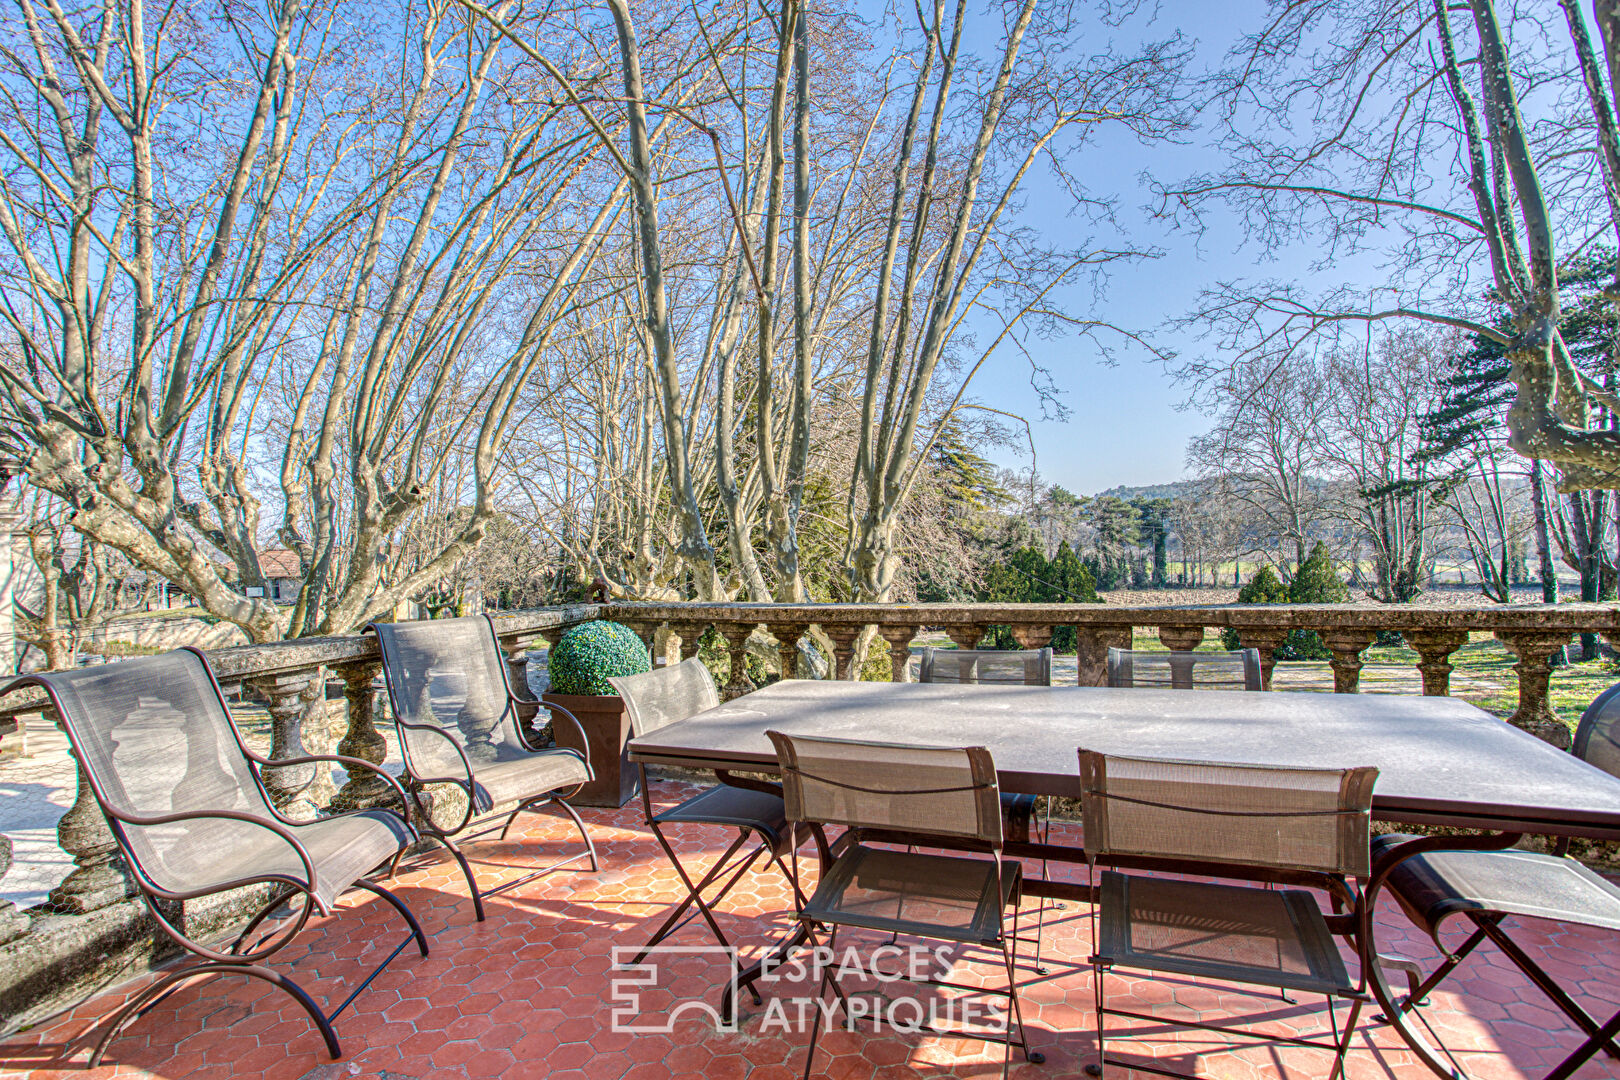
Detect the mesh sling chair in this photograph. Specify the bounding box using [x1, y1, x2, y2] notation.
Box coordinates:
[369, 614, 597, 921]
[1370, 681, 1620, 1079]
[1079, 750, 1378, 1080]
[767, 731, 1044, 1078]
[1106, 647, 1263, 690]
[917, 645, 1054, 969]
[918, 646, 1053, 687]
[4, 648, 428, 1065]
[610, 658, 798, 978]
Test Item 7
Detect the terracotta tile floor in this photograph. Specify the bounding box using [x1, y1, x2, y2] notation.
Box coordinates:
[2, 779, 1617, 1080]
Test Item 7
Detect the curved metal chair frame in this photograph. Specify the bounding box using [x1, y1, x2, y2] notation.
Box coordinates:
[610, 658, 801, 987]
[370, 615, 598, 922]
[1373, 681, 1620, 1080]
[5, 648, 428, 1066]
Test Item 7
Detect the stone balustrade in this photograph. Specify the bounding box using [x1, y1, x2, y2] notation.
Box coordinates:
[604, 601, 1620, 748]
[0, 597, 1616, 1031]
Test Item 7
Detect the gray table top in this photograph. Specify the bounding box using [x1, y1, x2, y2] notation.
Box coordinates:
[627, 681, 1620, 837]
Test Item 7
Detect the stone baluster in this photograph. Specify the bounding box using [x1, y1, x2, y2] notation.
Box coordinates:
[719, 624, 757, 699]
[248, 669, 333, 820]
[1156, 626, 1205, 652]
[0, 836, 30, 944]
[1235, 629, 1289, 690]
[1320, 630, 1376, 694]
[622, 621, 660, 663]
[877, 625, 921, 682]
[498, 634, 537, 698]
[0, 724, 29, 939]
[943, 625, 987, 651]
[49, 761, 136, 913]
[670, 623, 706, 662]
[329, 660, 393, 811]
[770, 624, 808, 679]
[1010, 624, 1055, 650]
[1157, 625, 1206, 687]
[1407, 630, 1470, 697]
[1075, 626, 1132, 686]
[1495, 631, 1576, 749]
[497, 634, 543, 742]
[822, 624, 865, 681]
[47, 707, 135, 914]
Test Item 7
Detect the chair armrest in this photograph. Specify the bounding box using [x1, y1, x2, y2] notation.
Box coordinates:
[387, 719, 477, 783]
[240, 749, 419, 835]
[507, 695, 547, 753]
[541, 701, 592, 773]
[385, 719, 480, 832]
[106, 805, 322, 904]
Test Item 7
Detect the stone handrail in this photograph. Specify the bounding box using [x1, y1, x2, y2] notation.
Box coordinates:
[602, 601, 1620, 748]
[0, 596, 1615, 1031]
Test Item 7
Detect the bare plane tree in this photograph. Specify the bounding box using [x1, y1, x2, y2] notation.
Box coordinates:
[1186, 357, 1334, 576]
[844, 0, 1191, 601]
[0, 0, 620, 640]
[1163, 0, 1620, 489]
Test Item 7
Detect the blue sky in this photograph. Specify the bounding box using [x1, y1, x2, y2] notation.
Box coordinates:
[963, 2, 1369, 495]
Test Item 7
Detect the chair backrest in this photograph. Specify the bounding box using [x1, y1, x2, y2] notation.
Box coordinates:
[1575, 682, 1620, 780]
[1107, 647, 1262, 691]
[7, 648, 273, 891]
[917, 647, 1052, 686]
[1078, 750, 1377, 877]
[767, 730, 1003, 844]
[369, 615, 525, 774]
[610, 657, 720, 737]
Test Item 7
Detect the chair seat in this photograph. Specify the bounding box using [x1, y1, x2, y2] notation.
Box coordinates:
[1372, 833, 1620, 936]
[1096, 871, 1353, 996]
[655, 785, 788, 849]
[154, 810, 413, 911]
[470, 749, 589, 812]
[804, 844, 1020, 945]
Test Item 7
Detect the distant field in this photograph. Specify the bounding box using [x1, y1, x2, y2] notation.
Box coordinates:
[1099, 582, 1554, 607]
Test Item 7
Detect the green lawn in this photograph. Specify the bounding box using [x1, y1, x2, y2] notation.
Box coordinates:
[1121, 629, 1618, 735]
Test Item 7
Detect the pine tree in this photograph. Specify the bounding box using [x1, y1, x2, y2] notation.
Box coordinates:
[1288, 542, 1348, 604]
[933, 424, 1009, 511]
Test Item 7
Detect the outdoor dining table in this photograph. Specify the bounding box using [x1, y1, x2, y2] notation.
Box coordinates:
[627, 679, 1620, 1080]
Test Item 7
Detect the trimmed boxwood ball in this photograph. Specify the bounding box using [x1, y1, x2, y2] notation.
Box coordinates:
[547, 620, 651, 696]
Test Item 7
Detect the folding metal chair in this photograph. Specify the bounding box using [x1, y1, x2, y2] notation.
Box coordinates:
[768, 730, 1044, 1078]
[1372, 681, 1620, 1080]
[370, 614, 597, 921]
[611, 658, 796, 976]
[918, 645, 1053, 970]
[5, 648, 428, 1064]
[918, 646, 1053, 686]
[1080, 749, 1378, 1079]
[1106, 646, 1262, 690]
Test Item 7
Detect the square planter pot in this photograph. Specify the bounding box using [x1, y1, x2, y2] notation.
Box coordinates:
[542, 692, 637, 807]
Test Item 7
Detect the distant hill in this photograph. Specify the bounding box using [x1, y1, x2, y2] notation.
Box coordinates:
[1095, 480, 1202, 501]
